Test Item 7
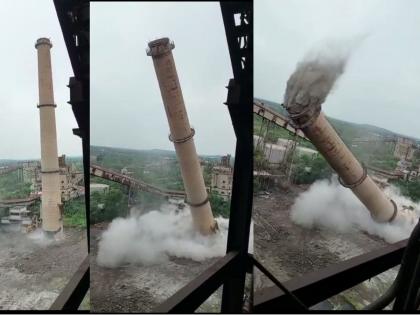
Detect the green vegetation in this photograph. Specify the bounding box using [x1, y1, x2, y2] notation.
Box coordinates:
[63, 196, 87, 228]
[90, 181, 129, 224]
[293, 155, 333, 185]
[209, 192, 230, 218]
[391, 179, 420, 202]
[0, 170, 31, 199]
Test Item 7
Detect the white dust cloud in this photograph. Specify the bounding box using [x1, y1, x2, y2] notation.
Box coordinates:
[97, 203, 229, 268]
[290, 176, 419, 243]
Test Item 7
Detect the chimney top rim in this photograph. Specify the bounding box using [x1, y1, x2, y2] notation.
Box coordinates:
[35, 37, 52, 49]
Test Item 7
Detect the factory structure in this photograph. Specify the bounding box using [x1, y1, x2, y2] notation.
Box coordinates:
[210, 154, 233, 201]
[254, 134, 318, 169]
[147, 37, 217, 235]
[15, 156, 84, 201]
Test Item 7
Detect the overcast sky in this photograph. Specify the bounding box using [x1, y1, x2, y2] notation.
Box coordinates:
[256, 0, 420, 140]
[0, 0, 82, 160]
[91, 2, 235, 156]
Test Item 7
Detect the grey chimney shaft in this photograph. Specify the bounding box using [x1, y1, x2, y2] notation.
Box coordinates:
[35, 38, 62, 234]
[147, 38, 217, 235]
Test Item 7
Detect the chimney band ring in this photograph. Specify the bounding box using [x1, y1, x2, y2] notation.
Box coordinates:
[338, 164, 368, 188]
[388, 199, 398, 222]
[41, 170, 60, 174]
[287, 104, 321, 130]
[169, 128, 195, 143]
[37, 103, 57, 108]
[186, 195, 209, 207]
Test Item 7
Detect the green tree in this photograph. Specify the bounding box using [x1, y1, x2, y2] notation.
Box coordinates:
[63, 196, 87, 228]
[293, 155, 333, 185]
[392, 179, 420, 202]
[209, 192, 230, 218]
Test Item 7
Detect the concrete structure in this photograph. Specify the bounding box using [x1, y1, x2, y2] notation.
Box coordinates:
[22, 161, 41, 191]
[264, 143, 287, 167]
[0, 206, 35, 232]
[211, 165, 233, 201]
[220, 154, 231, 168]
[285, 102, 399, 223]
[35, 37, 62, 234]
[394, 137, 415, 161]
[90, 183, 110, 195]
[147, 37, 216, 235]
[59, 157, 84, 201]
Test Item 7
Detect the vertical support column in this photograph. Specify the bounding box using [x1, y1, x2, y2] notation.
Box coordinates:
[147, 37, 216, 235]
[35, 37, 62, 234]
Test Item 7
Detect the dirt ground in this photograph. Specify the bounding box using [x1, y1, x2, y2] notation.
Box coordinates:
[90, 225, 223, 313]
[253, 185, 398, 310]
[0, 227, 88, 310]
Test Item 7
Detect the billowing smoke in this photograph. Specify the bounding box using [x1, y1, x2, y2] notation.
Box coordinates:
[97, 203, 229, 268]
[290, 177, 419, 243]
[284, 38, 364, 112]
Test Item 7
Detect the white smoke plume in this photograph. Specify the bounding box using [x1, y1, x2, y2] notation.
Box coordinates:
[97, 203, 229, 268]
[284, 37, 365, 111]
[290, 177, 419, 244]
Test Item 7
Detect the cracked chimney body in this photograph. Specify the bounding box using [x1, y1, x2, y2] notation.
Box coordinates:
[147, 37, 217, 235]
[35, 38, 62, 234]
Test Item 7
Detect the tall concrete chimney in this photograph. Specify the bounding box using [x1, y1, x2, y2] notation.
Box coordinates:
[35, 38, 62, 234]
[147, 37, 217, 235]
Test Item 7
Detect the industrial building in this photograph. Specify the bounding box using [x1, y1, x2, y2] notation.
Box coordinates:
[211, 155, 233, 201]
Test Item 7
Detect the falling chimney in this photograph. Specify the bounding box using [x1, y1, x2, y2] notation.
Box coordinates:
[147, 37, 217, 235]
[285, 102, 398, 223]
[35, 38, 62, 235]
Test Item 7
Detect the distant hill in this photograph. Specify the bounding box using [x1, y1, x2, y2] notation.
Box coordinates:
[91, 145, 227, 161]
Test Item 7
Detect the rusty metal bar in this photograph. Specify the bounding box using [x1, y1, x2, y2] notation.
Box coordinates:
[152, 251, 239, 313]
[49, 255, 89, 310]
[254, 239, 408, 312]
